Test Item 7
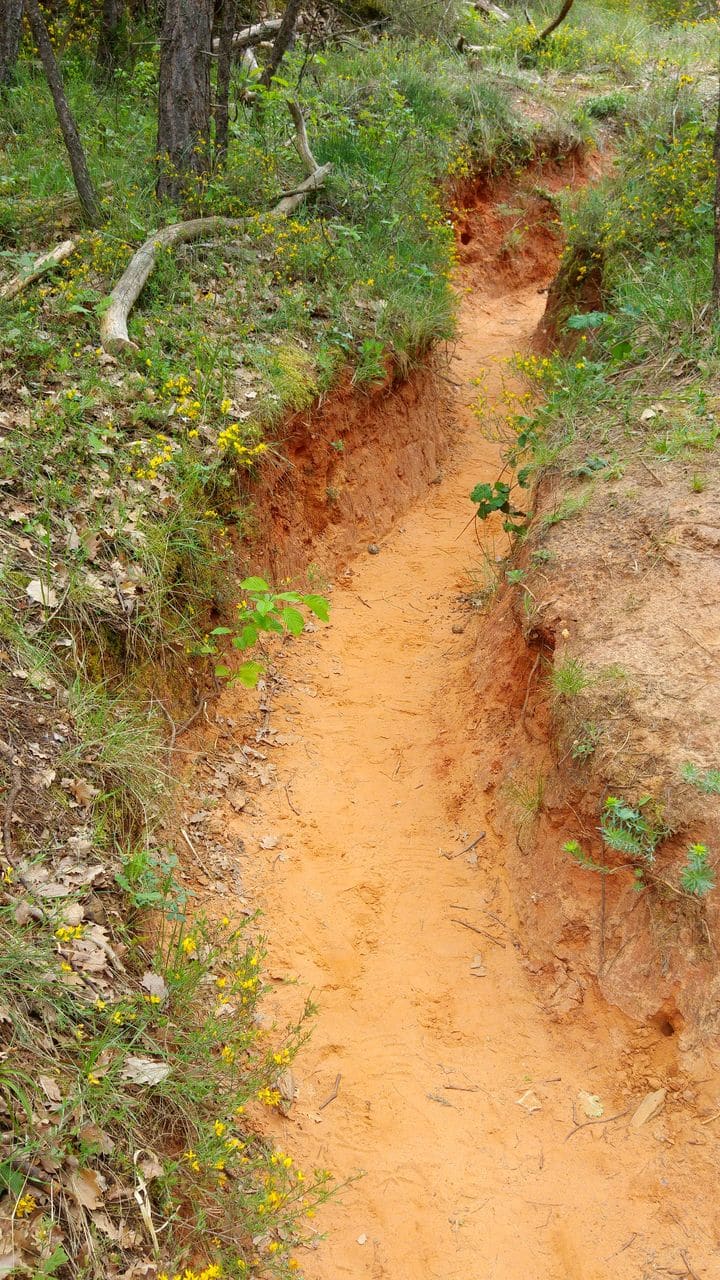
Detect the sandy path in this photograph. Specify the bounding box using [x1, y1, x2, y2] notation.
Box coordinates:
[216, 252, 719, 1279]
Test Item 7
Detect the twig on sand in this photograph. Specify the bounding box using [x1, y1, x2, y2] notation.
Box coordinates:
[318, 1073, 341, 1111]
[564, 1107, 630, 1142]
[450, 917, 505, 948]
[442, 831, 486, 859]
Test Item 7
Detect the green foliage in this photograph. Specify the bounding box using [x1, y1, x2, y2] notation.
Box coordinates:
[205, 577, 329, 687]
[682, 762, 720, 795]
[470, 480, 526, 534]
[570, 720, 601, 761]
[551, 656, 592, 699]
[600, 795, 666, 864]
[680, 842, 716, 897]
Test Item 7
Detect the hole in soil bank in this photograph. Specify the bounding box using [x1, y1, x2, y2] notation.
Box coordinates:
[650, 1009, 681, 1038]
[460, 229, 472, 245]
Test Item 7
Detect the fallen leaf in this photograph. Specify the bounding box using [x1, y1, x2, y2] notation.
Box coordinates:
[120, 1056, 171, 1086]
[39, 1075, 63, 1103]
[26, 578, 58, 608]
[141, 972, 169, 1003]
[0, 1253, 22, 1277]
[138, 1151, 163, 1182]
[578, 1090, 604, 1119]
[630, 1088, 666, 1128]
[259, 834, 278, 850]
[68, 1166, 106, 1211]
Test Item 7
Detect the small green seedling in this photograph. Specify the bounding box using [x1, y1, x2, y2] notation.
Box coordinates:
[203, 577, 329, 687]
[680, 843, 716, 897]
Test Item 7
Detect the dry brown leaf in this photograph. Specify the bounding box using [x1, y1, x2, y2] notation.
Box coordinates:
[141, 972, 169, 1003]
[68, 1167, 106, 1211]
[39, 1076, 62, 1104]
[25, 578, 58, 608]
[120, 1056, 171, 1086]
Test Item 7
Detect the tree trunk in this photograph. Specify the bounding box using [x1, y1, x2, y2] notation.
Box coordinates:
[0, 0, 23, 87]
[537, 0, 576, 41]
[156, 0, 215, 203]
[260, 0, 302, 89]
[707, 70, 712, 317]
[214, 0, 238, 164]
[96, 0, 126, 78]
[23, 0, 103, 225]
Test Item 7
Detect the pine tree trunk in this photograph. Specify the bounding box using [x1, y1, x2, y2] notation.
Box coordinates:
[23, 0, 103, 225]
[156, 0, 215, 203]
[0, 0, 23, 86]
[214, 0, 238, 164]
[96, 0, 126, 78]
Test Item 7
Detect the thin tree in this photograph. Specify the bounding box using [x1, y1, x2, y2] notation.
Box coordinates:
[96, 0, 126, 79]
[0, 0, 23, 86]
[260, 0, 302, 89]
[156, 0, 215, 202]
[537, 0, 576, 41]
[214, 0, 239, 164]
[707, 68, 712, 318]
[23, 0, 103, 225]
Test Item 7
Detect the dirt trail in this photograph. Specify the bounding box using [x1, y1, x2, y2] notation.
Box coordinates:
[211, 176, 720, 1279]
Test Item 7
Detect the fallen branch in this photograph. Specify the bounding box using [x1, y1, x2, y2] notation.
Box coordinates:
[564, 1107, 630, 1141]
[473, 0, 511, 20]
[100, 104, 330, 353]
[211, 16, 305, 54]
[0, 239, 76, 301]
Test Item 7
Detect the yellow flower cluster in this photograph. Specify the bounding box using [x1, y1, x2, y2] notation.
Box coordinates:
[129, 433, 177, 481]
[163, 374, 202, 421]
[217, 421, 268, 468]
[55, 924, 84, 942]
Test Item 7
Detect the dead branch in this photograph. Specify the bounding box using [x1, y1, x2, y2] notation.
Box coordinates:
[211, 16, 305, 54]
[100, 104, 330, 353]
[288, 98, 318, 173]
[0, 239, 76, 301]
[473, 0, 511, 20]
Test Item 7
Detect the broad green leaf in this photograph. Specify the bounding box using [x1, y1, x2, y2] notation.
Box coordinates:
[240, 576, 270, 592]
[304, 594, 330, 622]
[215, 664, 231, 678]
[232, 624, 259, 650]
[233, 661, 265, 688]
[281, 606, 305, 636]
[210, 626, 232, 636]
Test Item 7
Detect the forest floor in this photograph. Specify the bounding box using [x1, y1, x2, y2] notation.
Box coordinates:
[174, 158, 720, 1280]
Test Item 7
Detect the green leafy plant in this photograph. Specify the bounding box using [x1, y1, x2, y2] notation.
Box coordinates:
[205, 576, 329, 687]
[570, 720, 601, 762]
[682, 762, 720, 795]
[470, 480, 526, 534]
[680, 843, 716, 897]
[600, 795, 666, 863]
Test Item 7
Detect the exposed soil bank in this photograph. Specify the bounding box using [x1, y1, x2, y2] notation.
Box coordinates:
[244, 363, 453, 582]
[177, 159, 720, 1279]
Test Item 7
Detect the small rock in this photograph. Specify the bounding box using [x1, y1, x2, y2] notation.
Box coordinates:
[516, 1088, 542, 1114]
[630, 1088, 666, 1128]
[357, 1235, 367, 1246]
[367, 543, 380, 555]
[451, 624, 465, 635]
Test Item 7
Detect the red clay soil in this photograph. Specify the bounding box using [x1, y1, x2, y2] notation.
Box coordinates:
[175, 153, 720, 1280]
